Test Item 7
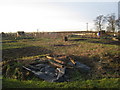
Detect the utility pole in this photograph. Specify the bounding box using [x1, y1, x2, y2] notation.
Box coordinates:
[86, 23, 88, 31]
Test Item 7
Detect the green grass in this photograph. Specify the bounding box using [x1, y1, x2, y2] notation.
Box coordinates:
[3, 78, 120, 88]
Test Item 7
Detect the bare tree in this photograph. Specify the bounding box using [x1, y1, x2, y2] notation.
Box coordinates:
[105, 13, 116, 32]
[94, 15, 106, 31]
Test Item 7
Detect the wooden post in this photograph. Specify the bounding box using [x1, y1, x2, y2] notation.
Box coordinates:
[64, 36, 68, 41]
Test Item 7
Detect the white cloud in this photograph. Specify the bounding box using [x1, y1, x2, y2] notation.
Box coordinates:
[0, 2, 90, 32]
[1, 0, 105, 32]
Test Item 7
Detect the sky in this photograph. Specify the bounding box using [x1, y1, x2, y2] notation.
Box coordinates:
[0, 0, 119, 32]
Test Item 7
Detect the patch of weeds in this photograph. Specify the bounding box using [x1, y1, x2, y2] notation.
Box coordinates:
[3, 60, 43, 81]
[3, 61, 23, 79]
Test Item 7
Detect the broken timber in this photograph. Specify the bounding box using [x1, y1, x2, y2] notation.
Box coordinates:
[46, 56, 66, 64]
[23, 54, 90, 82]
[46, 55, 76, 68]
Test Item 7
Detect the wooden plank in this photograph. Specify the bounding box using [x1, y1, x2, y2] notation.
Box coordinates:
[46, 56, 66, 64]
[69, 57, 76, 65]
[48, 60, 64, 68]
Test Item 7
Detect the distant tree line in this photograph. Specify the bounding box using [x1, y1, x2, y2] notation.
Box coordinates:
[94, 13, 120, 32]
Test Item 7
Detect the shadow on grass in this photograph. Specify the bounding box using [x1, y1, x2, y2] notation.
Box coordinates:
[69, 39, 87, 41]
[69, 37, 120, 45]
[2, 46, 53, 60]
[2, 40, 17, 43]
[66, 55, 95, 80]
[88, 40, 120, 45]
[53, 44, 78, 47]
[68, 54, 120, 80]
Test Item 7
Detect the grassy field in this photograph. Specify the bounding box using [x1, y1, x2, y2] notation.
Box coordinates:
[2, 33, 120, 88]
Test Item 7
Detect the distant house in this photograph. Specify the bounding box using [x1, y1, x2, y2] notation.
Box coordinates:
[17, 31, 25, 37]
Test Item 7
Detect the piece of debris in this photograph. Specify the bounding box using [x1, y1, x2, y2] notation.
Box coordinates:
[112, 37, 119, 41]
[23, 54, 90, 82]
